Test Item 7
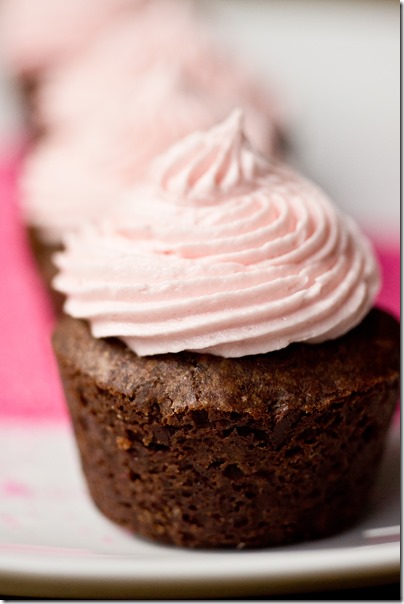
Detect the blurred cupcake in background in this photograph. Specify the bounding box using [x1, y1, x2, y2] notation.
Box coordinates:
[0, 0, 146, 119]
[35, 0, 284, 155]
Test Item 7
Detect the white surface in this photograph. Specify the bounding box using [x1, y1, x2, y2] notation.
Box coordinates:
[0, 419, 399, 599]
[0, 0, 399, 236]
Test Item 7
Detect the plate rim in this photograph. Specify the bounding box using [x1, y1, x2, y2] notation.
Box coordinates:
[0, 543, 399, 599]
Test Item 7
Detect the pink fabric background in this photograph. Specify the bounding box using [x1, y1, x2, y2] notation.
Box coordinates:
[0, 146, 400, 423]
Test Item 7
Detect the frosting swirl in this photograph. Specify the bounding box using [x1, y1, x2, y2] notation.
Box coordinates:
[54, 111, 380, 357]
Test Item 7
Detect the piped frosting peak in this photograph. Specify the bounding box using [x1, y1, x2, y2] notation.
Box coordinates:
[153, 110, 269, 200]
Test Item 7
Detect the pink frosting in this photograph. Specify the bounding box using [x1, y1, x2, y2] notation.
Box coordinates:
[35, 1, 281, 157]
[20, 133, 120, 245]
[54, 112, 380, 358]
[0, 0, 144, 77]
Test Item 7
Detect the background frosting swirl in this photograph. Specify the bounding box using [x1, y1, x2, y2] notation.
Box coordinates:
[55, 111, 380, 357]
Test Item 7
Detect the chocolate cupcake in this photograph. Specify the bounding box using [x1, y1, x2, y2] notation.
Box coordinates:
[52, 112, 400, 548]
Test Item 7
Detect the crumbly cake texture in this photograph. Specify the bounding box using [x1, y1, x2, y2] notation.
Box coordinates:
[27, 227, 64, 315]
[53, 308, 400, 549]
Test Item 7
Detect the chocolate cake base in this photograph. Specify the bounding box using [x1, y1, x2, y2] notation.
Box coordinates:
[27, 227, 65, 315]
[16, 75, 45, 140]
[52, 308, 400, 549]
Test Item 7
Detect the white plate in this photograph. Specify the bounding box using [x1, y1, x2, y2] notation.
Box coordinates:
[0, 419, 399, 599]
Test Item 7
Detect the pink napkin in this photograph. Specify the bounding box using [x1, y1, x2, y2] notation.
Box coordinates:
[0, 147, 400, 422]
[0, 146, 68, 422]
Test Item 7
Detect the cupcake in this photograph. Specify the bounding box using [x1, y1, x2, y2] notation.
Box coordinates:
[35, 0, 283, 155]
[0, 0, 144, 120]
[52, 112, 399, 548]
